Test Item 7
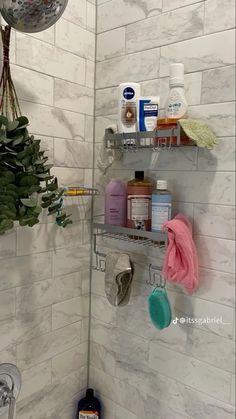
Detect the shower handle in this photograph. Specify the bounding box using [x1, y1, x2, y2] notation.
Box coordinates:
[0, 364, 21, 419]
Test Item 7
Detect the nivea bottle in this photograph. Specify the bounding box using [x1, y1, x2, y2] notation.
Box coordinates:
[77, 388, 101, 419]
[105, 179, 127, 226]
[118, 83, 141, 146]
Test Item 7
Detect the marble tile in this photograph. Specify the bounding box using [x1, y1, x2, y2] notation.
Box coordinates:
[16, 33, 86, 85]
[111, 146, 198, 172]
[63, 0, 87, 27]
[28, 26, 55, 45]
[190, 102, 235, 137]
[197, 268, 235, 307]
[163, 0, 203, 11]
[97, 0, 112, 4]
[16, 222, 82, 256]
[149, 170, 235, 205]
[20, 101, 85, 140]
[0, 230, 16, 259]
[53, 272, 83, 303]
[172, 202, 194, 220]
[151, 323, 235, 373]
[205, 0, 235, 34]
[16, 279, 54, 314]
[95, 115, 117, 139]
[0, 346, 16, 365]
[54, 139, 93, 168]
[91, 294, 117, 325]
[96, 49, 160, 89]
[117, 359, 236, 419]
[127, 3, 204, 53]
[55, 79, 94, 115]
[148, 369, 236, 419]
[85, 115, 94, 142]
[160, 29, 235, 76]
[231, 375, 235, 406]
[53, 244, 91, 277]
[81, 318, 89, 343]
[198, 137, 235, 172]
[0, 308, 51, 352]
[38, 135, 54, 164]
[115, 405, 138, 419]
[195, 235, 235, 274]
[98, 395, 116, 419]
[97, 28, 126, 61]
[87, 1, 96, 32]
[0, 252, 52, 292]
[202, 65, 235, 104]
[56, 19, 95, 61]
[90, 366, 147, 417]
[11, 64, 54, 106]
[97, 0, 162, 32]
[52, 296, 88, 329]
[51, 167, 84, 187]
[0, 289, 15, 321]
[18, 360, 51, 402]
[90, 341, 116, 376]
[91, 318, 149, 364]
[145, 395, 191, 419]
[141, 71, 202, 108]
[17, 371, 83, 419]
[169, 289, 235, 338]
[86, 59, 95, 88]
[95, 86, 117, 116]
[149, 342, 232, 402]
[194, 204, 235, 240]
[17, 322, 82, 369]
[52, 343, 87, 380]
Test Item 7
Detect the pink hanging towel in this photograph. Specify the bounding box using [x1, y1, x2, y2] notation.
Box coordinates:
[162, 214, 198, 295]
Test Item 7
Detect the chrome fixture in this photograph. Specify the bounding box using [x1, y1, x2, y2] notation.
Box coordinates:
[0, 364, 21, 419]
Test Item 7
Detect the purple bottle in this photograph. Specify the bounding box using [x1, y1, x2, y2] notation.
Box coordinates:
[105, 180, 127, 226]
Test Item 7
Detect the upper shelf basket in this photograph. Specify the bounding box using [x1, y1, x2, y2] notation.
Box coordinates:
[105, 122, 196, 151]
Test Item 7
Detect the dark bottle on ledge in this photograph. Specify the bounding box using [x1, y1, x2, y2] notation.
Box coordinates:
[77, 388, 101, 419]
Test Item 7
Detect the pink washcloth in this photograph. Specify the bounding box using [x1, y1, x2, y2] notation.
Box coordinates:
[162, 214, 198, 295]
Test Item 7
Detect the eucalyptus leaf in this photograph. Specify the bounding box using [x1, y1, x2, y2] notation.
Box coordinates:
[0, 115, 72, 233]
[7, 120, 19, 131]
[20, 198, 38, 207]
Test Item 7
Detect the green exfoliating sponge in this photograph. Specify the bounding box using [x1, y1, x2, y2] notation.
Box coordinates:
[148, 288, 172, 330]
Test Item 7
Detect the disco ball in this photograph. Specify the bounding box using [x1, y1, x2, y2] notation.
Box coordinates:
[0, 0, 68, 33]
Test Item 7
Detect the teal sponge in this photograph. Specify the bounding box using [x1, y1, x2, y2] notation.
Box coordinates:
[148, 288, 172, 330]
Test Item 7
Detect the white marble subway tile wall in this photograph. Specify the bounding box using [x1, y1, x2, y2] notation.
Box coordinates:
[92, 1, 235, 418]
[0, 0, 95, 418]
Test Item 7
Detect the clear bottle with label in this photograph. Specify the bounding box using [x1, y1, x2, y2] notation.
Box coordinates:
[77, 388, 101, 419]
[127, 171, 153, 231]
[152, 180, 172, 232]
[165, 63, 188, 119]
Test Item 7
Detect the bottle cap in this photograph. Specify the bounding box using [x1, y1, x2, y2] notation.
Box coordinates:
[169, 63, 184, 87]
[86, 388, 94, 399]
[135, 171, 144, 180]
[157, 180, 167, 190]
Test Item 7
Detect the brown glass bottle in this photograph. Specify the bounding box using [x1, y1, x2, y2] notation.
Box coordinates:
[127, 171, 153, 231]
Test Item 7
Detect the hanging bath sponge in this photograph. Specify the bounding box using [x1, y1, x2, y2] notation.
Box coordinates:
[148, 288, 172, 330]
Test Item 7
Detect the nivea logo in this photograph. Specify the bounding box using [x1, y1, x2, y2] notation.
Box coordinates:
[123, 87, 135, 100]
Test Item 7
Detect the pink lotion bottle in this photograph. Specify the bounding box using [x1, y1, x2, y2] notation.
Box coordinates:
[105, 180, 127, 226]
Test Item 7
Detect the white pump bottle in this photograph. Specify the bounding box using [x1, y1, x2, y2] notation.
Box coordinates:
[165, 63, 188, 119]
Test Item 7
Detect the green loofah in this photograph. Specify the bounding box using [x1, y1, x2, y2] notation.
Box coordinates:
[148, 288, 172, 330]
[179, 118, 218, 149]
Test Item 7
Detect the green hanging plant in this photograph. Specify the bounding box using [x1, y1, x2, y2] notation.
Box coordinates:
[0, 25, 72, 234]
